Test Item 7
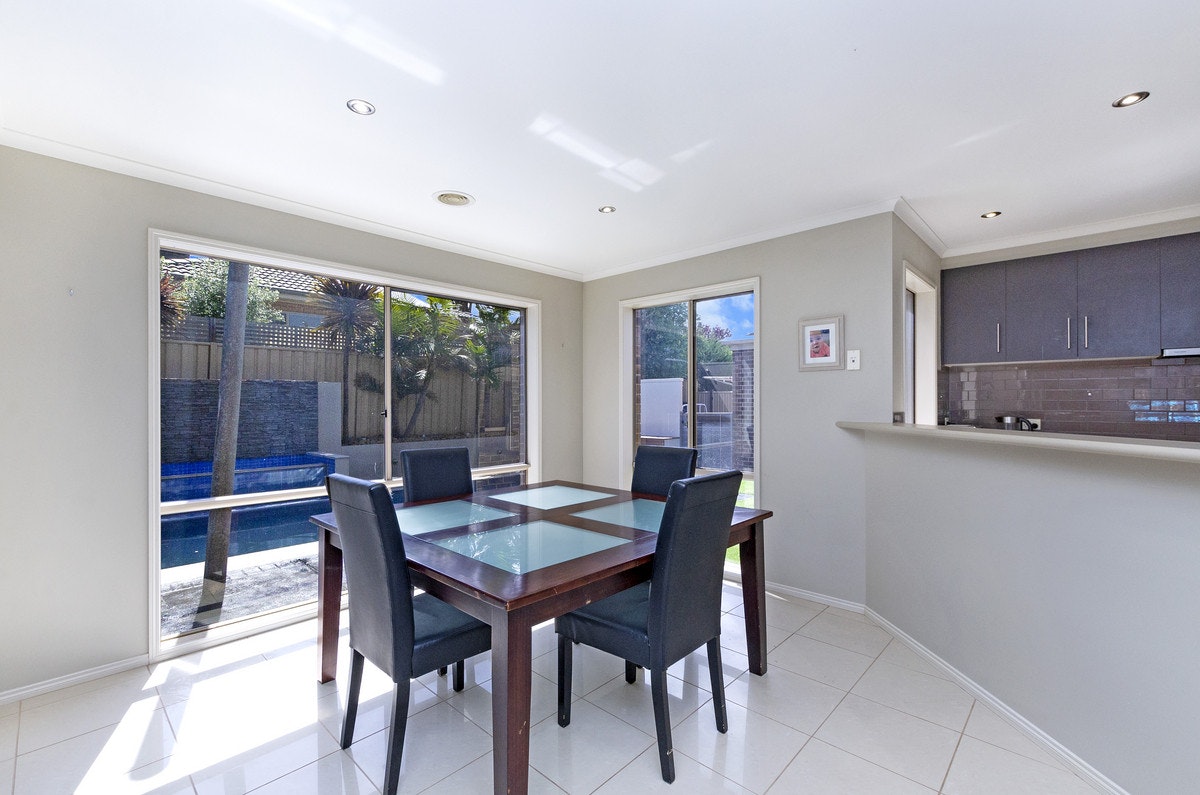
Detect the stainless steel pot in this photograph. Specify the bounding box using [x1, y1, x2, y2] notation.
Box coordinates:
[996, 414, 1034, 431]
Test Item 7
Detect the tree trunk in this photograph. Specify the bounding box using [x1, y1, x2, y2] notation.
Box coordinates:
[193, 261, 250, 629]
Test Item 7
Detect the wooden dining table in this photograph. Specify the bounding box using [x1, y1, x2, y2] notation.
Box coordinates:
[309, 479, 772, 795]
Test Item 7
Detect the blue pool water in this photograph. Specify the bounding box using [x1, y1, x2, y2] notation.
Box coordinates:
[161, 454, 336, 502]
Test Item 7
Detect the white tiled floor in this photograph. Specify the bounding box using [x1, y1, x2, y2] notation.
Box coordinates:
[1, 586, 1105, 794]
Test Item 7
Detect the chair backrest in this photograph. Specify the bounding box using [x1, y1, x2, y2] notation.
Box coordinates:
[400, 447, 473, 503]
[647, 469, 743, 668]
[326, 474, 415, 681]
[630, 445, 698, 496]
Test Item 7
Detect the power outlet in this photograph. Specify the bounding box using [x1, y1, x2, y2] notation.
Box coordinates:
[1028, 418, 1042, 431]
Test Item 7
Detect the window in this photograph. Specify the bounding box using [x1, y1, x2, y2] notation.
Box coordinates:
[152, 232, 536, 656]
[904, 264, 937, 424]
[624, 280, 758, 508]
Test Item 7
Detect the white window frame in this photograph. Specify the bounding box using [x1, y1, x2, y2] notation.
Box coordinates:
[148, 229, 541, 660]
[904, 263, 938, 425]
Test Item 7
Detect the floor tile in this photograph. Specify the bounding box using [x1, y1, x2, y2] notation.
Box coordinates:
[242, 750, 376, 794]
[12, 704, 179, 795]
[18, 680, 163, 755]
[0, 701, 19, 719]
[876, 638, 952, 681]
[731, 593, 824, 633]
[943, 736, 1102, 794]
[417, 753, 564, 794]
[670, 701, 808, 795]
[592, 743, 754, 794]
[667, 645, 750, 693]
[724, 667, 844, 736]
[585, 673, 710, 736]
[815, 694, 959, 790]
[850, 660, 974, 731]
[795, 612, 892, 657]
[531, 644, 622, 698]
[718, 612, 786, 659]
[962, 703, 1066, 769]
[0, 714, 17, 763]
[20, 667, 153, 712]
[768, 738, 935, 794]
[344, 702, 492, 794]
[721, 583, 745, 614]
[415, 652, 492, 697]
[188, 727, 341, 795]
[0, 758, 13, 795]
[768, 634, 874, 691]
[315, 679, 442, 745]
[528, 700, 655, 793]
[444, 671, 562, 735]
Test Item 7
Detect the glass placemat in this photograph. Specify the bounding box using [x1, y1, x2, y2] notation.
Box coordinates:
[395, 501, 516, 536]
[432, 520, 629, 574]
[571, 499, 666, 533]
[488, 485, 613, 510]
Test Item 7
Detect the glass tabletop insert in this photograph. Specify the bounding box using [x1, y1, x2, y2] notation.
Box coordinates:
[488, 484, 613, 510]
[571, 499, 666, 533]
[431, 520, 630, 574]
[395, 501, 516, 536]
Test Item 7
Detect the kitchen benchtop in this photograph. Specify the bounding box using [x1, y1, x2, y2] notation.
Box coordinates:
[837, 421, 1200, 465]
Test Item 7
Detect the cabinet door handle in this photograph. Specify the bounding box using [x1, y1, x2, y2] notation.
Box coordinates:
[1084, 315, 1089, 349]
[1067, 316, 1072, 349]
[996, 323, 1001, 353]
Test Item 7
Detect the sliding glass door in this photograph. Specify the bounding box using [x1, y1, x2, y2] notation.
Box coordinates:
[632, 288, 756, 504]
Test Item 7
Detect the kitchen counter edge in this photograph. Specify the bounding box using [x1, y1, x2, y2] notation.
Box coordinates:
[836, 421, 1200, 465]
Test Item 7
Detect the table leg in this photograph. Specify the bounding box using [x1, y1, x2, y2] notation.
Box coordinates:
[317, 526, 343, 683]
[739, 520, 768, 675]
[490, 609, 533, 795]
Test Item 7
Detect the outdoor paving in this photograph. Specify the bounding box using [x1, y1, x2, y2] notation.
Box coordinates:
[160, 555, 325, 637]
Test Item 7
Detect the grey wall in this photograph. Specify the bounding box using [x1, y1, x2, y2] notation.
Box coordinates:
[860, 431, 1200, 794]
[581, 214, 899, 602]
[0, 145, 584, 693]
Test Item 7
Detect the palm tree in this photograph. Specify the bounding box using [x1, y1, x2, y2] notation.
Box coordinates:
[310, 278, 380, 443]
[159, 272, 185, 330]
[464, 305, 520, 434]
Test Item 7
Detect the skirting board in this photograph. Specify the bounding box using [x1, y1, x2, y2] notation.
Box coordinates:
[766, 580, 1129, 795]
[0, 655, 149, 707]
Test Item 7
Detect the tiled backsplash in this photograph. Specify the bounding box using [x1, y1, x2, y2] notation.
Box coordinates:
[939, 357, 1200, 441]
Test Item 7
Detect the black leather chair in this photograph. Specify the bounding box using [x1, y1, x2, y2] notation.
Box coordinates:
[400, 446, 473, 503]
[555, 469, 743, 783]
[630, 445, 698, 496]
[326, 474, 491, 795]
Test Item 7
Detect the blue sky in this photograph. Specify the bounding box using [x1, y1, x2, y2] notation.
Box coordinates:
[697, 292, 755, 340]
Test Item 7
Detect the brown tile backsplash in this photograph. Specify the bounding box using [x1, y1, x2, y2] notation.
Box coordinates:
[939, 357, 1200, 441]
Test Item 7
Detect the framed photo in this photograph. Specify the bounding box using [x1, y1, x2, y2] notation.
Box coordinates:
[799, 315, 844, 370]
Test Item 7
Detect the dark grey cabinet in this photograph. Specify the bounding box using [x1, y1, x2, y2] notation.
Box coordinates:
[941, 262, 1005, 364]
[1076, 239, 1160, 358]
[1160, 232, 1200, 350]
[1005, 252, 1077, 362]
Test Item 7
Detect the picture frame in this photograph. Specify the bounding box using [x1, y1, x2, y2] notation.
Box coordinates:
[799, 315, 844, 371]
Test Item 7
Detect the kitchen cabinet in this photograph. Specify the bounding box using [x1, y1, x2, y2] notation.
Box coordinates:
[1076, 239, 1160, 358]
[942, 236, 1175, 364]
[941, 262, 1005, 364]
[1005, 252, 1077, 362]
[1160, 232, 1200, 350]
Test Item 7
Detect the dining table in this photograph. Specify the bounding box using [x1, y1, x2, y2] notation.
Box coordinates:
[309, 479, 772, 795]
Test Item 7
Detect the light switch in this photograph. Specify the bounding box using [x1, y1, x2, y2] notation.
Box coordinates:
[847, 349, 861, 370]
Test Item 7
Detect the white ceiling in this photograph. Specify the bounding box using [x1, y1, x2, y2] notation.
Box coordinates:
[3, 1, 1199, 281]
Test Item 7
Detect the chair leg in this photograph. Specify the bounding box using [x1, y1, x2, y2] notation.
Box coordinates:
[438, 666, 447, 676]
[382, 680, 411, 795]
[452, 659, 466, 691]
[706, 638, 728, 733]
[340, 650, 365, 748]
[625, 660, 637, 683]
[557, 634, 573, 727]
[649, 668, 675, 782]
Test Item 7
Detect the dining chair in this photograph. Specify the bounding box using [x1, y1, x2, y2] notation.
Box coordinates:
[400, 446, 473, 503]
[326, 474, 492, 795]
[630, 444, 698, 496]
[555, 469, 743, 783]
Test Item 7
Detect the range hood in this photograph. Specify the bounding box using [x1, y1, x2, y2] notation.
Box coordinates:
[1161, 347, 1200, 357]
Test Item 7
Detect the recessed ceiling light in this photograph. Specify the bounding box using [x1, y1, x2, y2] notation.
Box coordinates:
[981, 211, 1002, 219]
[346, 99, 376, 115]
[435, 191, 474, 207]
[1112, 91, 1149, 108]
[598, 205, 616, 214]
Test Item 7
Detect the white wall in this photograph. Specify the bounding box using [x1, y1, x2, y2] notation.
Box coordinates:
[860, 431, 1200, 794]
[0, 146, 584, 693]
[581, 214, 898, 602]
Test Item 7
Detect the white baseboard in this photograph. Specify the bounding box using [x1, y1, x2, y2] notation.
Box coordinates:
[0, 655, 149, 707]
[756, 580, 1128, 795]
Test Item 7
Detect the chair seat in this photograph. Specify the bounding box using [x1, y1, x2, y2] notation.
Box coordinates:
[411, 593, 491, 676]
[555, 583, 651, 667]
